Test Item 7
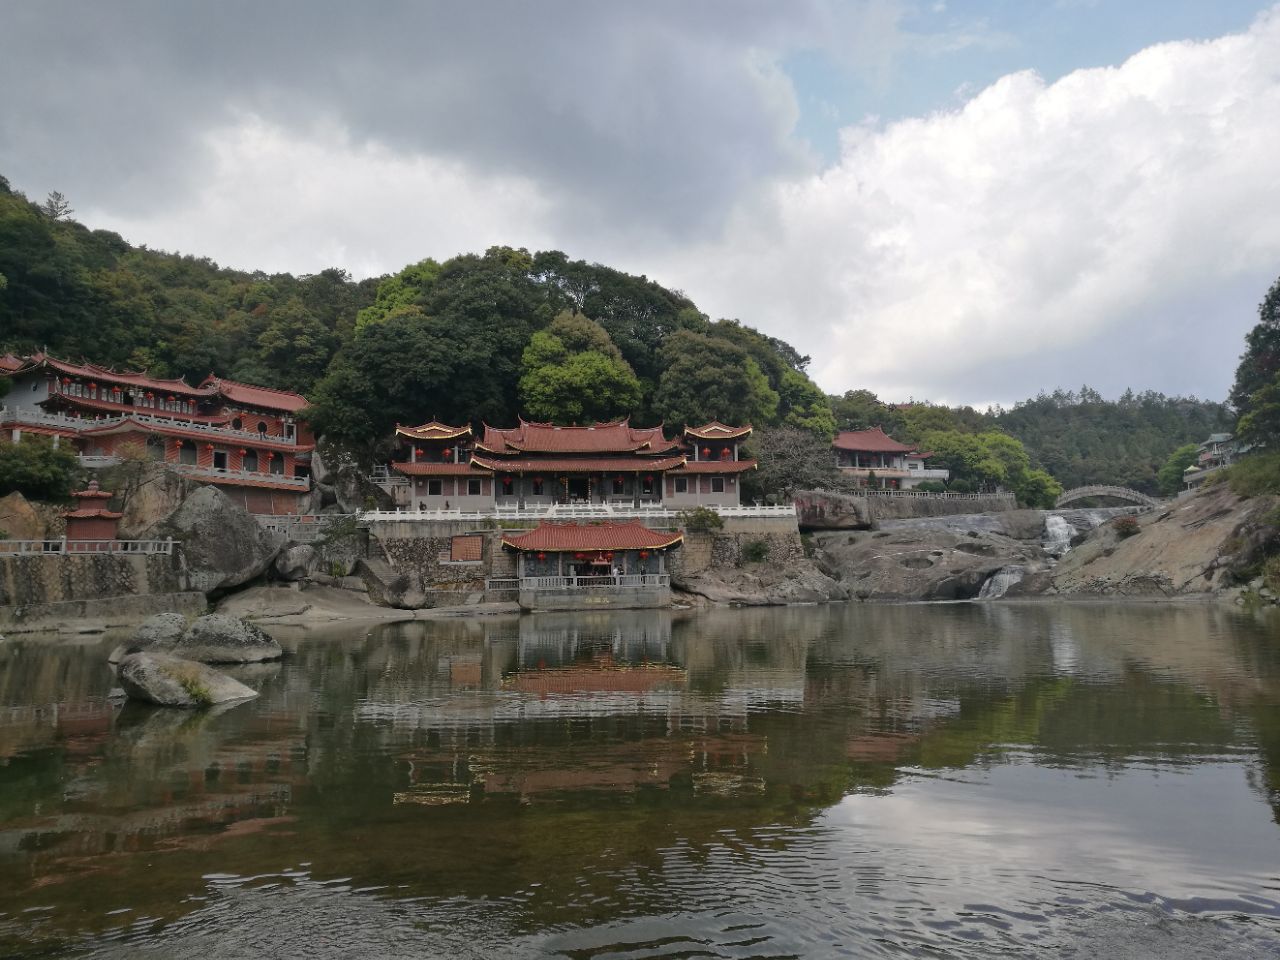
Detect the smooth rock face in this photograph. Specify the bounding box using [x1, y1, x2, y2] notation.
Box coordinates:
[117, 652, 258, 708]
[674, 564, 849, 605]
[173, 614, 283, 663]
[144, 486, 284, 594]
[811, 527, 1048, 601]
[274, 544, 318, 581]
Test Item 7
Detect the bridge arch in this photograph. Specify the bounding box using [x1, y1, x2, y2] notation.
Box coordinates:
[1054, 484, 1158, 509]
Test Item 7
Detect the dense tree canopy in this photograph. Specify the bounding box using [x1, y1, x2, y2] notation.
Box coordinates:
[0, 437, 80, 501]
[518, 312, 642, 424]
[1232, 274, 1280, 446]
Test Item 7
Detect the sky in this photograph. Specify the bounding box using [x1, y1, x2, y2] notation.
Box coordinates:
[3, 0, 1280, 408]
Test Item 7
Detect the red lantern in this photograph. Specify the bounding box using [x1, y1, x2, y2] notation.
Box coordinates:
[614, 474, 624, 483]
[536, 552, 546, 561]
[204, 444, 214, 451]
[238, 448, 247, 455]
[166, 395, 175, 402]
[534, 476, 544, 483]
[639, 550, 649, 559]
[112, 385, 121, 393]
[88, 382, 97, 389]
[61, 377, 71, 385]
[644, 474, 654, 483]
[605, 552, 614, 561]
[416, 448, 426, 458]
[146, 391, 154, 399]
[267, 452, 276, 460]
[702, 447, 711, 457]
[574, 552, 586, 561]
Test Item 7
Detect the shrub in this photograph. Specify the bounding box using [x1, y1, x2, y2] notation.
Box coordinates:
[741, 539, 769, 563]
[915, 480, 946, 493]
[948, 478, 975, 494]
[677, 506, 723, 533]
[1227, 450, 1280, 498]
[0, 437, 81, 502]
[1112, 515, 1141, 538]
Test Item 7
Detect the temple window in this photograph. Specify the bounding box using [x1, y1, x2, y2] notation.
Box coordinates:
[531, 479, 544, 496]
[612, 477, 625, 495]
[232, 418, 243, 431]
[641, 476, 654, 496]
[674, 477, 688, 494]
[257, 421, 269, 437]
[711, 477, 726, 493]
[270, 456, 284, 475]
[427, 479, 443, 496]
[467, 479, 482, 496]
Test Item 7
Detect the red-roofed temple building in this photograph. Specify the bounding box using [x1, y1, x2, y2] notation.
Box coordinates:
[832, 427, 950, 490]
[0, 353, 314, 514]
[386, 418, 756, 511]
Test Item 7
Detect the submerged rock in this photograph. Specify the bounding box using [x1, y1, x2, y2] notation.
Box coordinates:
[173, 614, 283, 663]
[116, 652, 257, 708]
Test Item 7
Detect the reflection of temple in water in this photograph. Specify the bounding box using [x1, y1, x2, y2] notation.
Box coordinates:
[357, 612, 808, 804]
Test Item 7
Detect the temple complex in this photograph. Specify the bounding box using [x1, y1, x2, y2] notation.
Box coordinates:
[0, 353, 314, 514]
[386, 417, 757, 511]
[832, 427, 949, 490]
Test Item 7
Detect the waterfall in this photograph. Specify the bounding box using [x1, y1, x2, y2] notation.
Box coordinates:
[1043, 515, 1074, 557]
[978, 565, 1026, 599]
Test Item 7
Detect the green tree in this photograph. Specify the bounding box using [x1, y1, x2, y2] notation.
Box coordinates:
[1156, 443, 1200, 496]
[256, 297, 339, 393]
[355, 258, 441, 330]
[778, 369, 837, 439]
[741, 426, 847, 502]
[654, 330, 780, 428]
[1231, 274, 1280, 419]
[0, 437, 80, 501]
[520, 350, 643, 424]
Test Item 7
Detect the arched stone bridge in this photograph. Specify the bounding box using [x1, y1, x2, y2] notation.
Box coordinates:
[1054, 485, 1159, 509]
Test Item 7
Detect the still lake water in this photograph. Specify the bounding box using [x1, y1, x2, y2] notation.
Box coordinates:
[2, 602, 1280, 958]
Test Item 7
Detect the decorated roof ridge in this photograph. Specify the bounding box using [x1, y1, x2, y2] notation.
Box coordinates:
[833, 425, 918, 454]
[501, 518, 684, 552]
[20, 352, 213, 395]
[72, 479, 113, 499]
[202, 375, 310, 412]
[684, 421, 753, 439]
[470, 454, 686, 473]
[391, 461, 491, 476]
[0, 353, 24, 372]
[395, 420, 473, 440]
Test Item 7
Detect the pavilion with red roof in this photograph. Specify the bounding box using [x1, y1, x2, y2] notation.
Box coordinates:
[832, 427, 949, 490]
[386, 417, 756, 511]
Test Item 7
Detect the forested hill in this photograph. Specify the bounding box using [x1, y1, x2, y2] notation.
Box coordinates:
[0, 175, 833, 455]
[991, 388, 1232, 493]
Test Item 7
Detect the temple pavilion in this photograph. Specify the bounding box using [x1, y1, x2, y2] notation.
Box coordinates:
[832, 427, 949, 490]
[387, 417, 756, 510]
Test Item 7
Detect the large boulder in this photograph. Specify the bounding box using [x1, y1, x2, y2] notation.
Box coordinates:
[117, 652, 258, 708]
[106, 461, 203, 539]
[107, 611, 190, 663]
[0, 490, 62, 540]
[811, 526, 1049, 600]
[794, 491, 871, 530]
[274, 543, 318, 581]
[173, 614, 283, 663]
[144, 486, 284, 594]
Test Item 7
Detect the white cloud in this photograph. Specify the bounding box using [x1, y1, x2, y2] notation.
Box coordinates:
[81, 115, 557, 278]
[660, 9, 1280, 403]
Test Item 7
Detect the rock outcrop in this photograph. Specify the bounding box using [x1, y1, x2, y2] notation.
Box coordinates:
[144, 486, 283, 594]
[1052, 484, 1280, 598]
[106, 461, 203, 539]
[812, 527, 1050, 600]
[356, 557, 429, 609]
[274, 543, 318, 581]
[116, 652, 258, 708]
[675, 563, 849, 605]
[794, 491, 872, 530]
[172, 613, 284, 662]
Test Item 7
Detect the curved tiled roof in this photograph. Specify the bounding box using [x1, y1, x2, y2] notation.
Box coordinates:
[79, 417, 314, 453]
[472, 455, 685, 474]
[502, 520, 683, 552]
[685, 421, 752, 440]
[202, 376, 309, 413]
[11, 353, 213, 396]
[391, 462, 490, 477]
[479, 419, 679, 455]
[833, 427, 917, 454]
[672, 459, 757, 474]
[396, 421, 473, 441]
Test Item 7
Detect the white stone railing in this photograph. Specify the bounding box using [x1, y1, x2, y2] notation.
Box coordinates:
[856, 489, 1016, 501]
[0, 405, 298, 445]
[77, 455, 123, 467]
[0, 538, 176, 556]
[360, 502, 796, 523]
[518, 574, 670, 590]
[174, 463, 310, 489]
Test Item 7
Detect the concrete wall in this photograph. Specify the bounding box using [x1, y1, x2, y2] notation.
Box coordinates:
[518, 585, 669, 611]
[0, 553, 185, 606]
[0, 590, 206, 634]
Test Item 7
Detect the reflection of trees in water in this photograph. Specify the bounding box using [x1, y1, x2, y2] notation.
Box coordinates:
[1, 604, 1279, 939]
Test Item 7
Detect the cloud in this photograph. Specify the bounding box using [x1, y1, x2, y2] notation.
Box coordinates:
[663, 9, 1280, 403]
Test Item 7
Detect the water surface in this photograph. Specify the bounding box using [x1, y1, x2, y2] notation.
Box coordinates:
[2, 602, 1279, 958]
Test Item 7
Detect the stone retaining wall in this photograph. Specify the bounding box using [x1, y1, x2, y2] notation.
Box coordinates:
[0, 553, 184, 607]
[0, 590, 207, 634]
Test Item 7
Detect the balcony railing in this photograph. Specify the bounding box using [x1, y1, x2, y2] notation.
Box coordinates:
[360, 502, 797, 522]
[0, 405, 298, 445]
[519, 574, 670, 590]
[0, 538, 176, 556]
[174, 463, 310, 489]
